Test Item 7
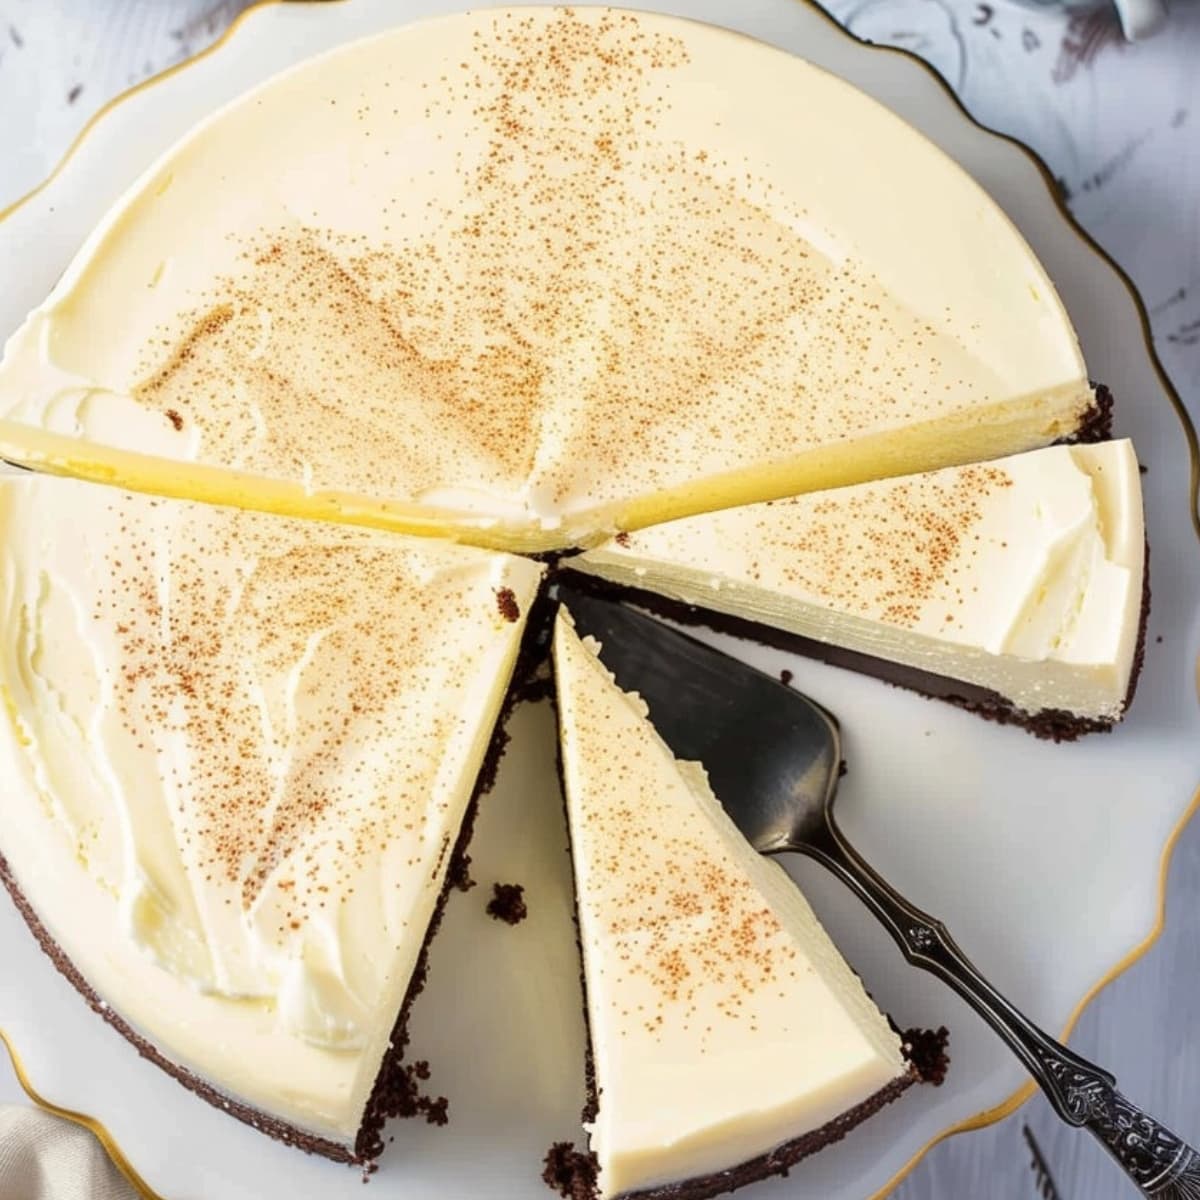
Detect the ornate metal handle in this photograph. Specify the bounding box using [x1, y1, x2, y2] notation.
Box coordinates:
[1032, 1059, 1200, 1198]
[797, 811, 1200, 1197]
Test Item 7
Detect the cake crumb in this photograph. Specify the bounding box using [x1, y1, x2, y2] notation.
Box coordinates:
[903, 1025, 950, 1086]
[495, 587, 521, 623]
[448, 852, 477, 892]
[486, 882, 528, 925]
[614, 531, 631, 547]
[542, 1141, 599, 1200]
[779, 668, 793, 686]
[165, 408, 184, 431]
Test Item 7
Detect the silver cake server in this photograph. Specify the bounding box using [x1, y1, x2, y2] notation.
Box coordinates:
[558, 585, 1200, 1200]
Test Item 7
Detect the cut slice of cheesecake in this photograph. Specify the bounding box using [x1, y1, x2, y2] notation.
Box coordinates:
[550, 612, 912, 1200]
[0, 8, 1099, 552]
[0, 474, 543, 1159]
[569, 441, 1146, 739]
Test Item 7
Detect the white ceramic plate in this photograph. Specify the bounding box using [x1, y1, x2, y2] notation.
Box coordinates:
[1, 3, 1198, 1199]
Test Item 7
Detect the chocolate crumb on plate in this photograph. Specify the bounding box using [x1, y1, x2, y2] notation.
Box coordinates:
[486, 882, 528, 925]
[543, 1141, 599, 1200]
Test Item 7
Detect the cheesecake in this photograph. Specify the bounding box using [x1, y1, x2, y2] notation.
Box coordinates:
[0, 473, 543, 1159]
[550, 612, 912, 1199]
[569, 442, 1146, 739]
[0, 7, 1102, 553]
[0, 3, 1151, 1186]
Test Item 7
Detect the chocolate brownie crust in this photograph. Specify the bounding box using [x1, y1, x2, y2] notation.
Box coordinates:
[1065, 382, 1114, 445]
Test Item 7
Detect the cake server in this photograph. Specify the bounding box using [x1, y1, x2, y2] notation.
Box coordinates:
[558, 586, 1200, 1200]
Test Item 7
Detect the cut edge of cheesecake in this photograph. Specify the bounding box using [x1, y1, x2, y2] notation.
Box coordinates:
[0, 378, 1106, 555]
[568, 438, 1146, 741]
[0, 474, 546, 1162]
[550, 611, 915, 1200]
[0, 5, 1107, 555]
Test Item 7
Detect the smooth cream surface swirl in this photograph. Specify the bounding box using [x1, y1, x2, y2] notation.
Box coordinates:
[0, 475, 541, 1124]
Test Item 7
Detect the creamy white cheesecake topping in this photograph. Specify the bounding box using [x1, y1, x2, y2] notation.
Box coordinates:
[553, 614, 907, 1198]
[576, 442, 1145, 721]
[0, 8, 1091, 550]
[0, 475, 542, 1139]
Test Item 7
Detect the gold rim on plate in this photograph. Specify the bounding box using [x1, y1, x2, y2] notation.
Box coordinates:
[0, 1028, 159, 1199]
[0, 4, 1197, 1200]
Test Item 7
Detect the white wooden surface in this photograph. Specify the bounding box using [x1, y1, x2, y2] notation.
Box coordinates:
[0, 2, 1197, 1198]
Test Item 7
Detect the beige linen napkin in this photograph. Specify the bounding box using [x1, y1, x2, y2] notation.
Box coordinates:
[0, 1106, 136, 1200]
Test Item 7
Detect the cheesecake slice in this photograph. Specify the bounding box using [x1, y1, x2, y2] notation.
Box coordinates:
[0, 474, 543, 1159]
[0, 8, 1099, 552]
[550, 613, 912, 1200]
[570, 441, 1146, 739]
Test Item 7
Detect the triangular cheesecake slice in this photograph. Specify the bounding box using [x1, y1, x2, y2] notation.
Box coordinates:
[551, 613, 911, 1200]
[0, 475, 542, 1160]
[570, 441, 1145, 739]
[0, 8, 1099, 552]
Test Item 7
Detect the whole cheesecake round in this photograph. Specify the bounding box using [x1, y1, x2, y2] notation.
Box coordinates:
[0, 6, 1143, 1198]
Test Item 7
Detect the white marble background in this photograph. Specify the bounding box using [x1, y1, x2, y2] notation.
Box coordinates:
[0, 2, 1197, 1198]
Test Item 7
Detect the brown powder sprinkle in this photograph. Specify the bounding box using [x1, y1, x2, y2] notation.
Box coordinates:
[495, 586, 521, 623]
[128, 8, 991, 525]
[88, 491, 509, 936]
[762, 464, 1015, 633]
[573, 727, 803, 1044]
[165, 408, 184, 431]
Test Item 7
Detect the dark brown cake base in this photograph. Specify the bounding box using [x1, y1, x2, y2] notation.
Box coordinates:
[901, 1025, 951, 1088]
[1069, 382, 1114, 445]
[561, 549, 1149, 743]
